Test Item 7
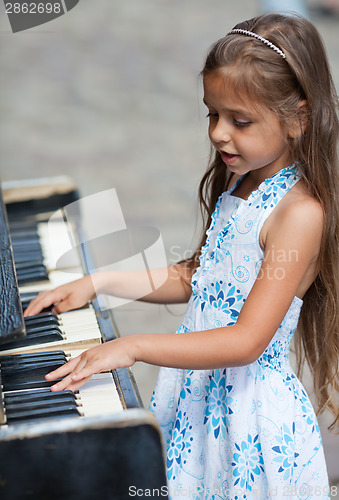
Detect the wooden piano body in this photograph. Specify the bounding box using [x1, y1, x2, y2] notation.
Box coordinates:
[0, 411, 167, 500]
[0, 177, 167, 500]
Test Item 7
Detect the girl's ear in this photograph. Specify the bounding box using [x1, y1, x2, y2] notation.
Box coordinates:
[288, 100, 308, 139]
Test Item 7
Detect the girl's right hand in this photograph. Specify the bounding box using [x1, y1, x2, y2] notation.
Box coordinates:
[23, 275, 96, 317]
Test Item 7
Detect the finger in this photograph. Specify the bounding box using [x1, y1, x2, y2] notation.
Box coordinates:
[50, 372, 78, 392]
[23, 293, 47, 317]
[24, 291, 61, 317]
[70, 362, 100, 382]
[49, 360, 88, 392]
[61, 375, 92, 393]
[49, 362, 86, 392]
[45, 356, 81, 381]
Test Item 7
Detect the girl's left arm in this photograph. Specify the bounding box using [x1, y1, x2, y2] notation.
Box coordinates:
[47, 198, 323, 392]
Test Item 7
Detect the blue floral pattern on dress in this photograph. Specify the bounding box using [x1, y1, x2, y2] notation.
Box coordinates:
[204, 369, 233, 438]
[232, 434, 265, 490]
[257, 337, 290, 373]
[193, 280, 245, 320]
[167, 411, 193, 481]
[150, 165, 330, 499]
[179, 372, 192, 399]
[272, 423, 299, 481]
[298, 388, 320, 434]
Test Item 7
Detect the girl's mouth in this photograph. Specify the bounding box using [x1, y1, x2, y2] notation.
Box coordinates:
[220, 151, 240, 165]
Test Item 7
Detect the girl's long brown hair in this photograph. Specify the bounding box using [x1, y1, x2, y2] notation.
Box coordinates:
[189, 14, 339, 430]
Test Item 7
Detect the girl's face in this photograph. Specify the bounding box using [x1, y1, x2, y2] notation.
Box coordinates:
[203, 72, 293, 180]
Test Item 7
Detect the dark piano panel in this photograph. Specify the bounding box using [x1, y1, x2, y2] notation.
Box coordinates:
[0, 187, 26, 343]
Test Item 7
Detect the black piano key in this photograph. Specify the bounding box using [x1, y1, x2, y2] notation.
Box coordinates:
[4, 387, 69, 398]
[13, 252, 43, 264]
[0, 329, 64, 350]
[0, 353, 67, 368]
[24, 312, 58, 325]
[17, 270, 47, 281]
[8, 220, 38, 231]
[19, 291, 39, 301]
[12, 244, 43, 256]
[4, 389, 76, 404]
[6, 404, 80, 422]
[20, 293, 54, 313]
[8, 229, 39, 238]
[23, 327, 63, 339]
[17, 267, 48, 279]
[25, 324, 62, 335]
[26, 312, 58, 319]
[20, 291, 38, 298]
[5, 394, 77, 411]
[12, 329, 63, 343]
[1, 361, 65, 379]
[11, 228, 38, 238]
[14, 253, 44, 264]
[15, 261, 45, 272]
[12, 239, 41, 250]
[1, 356, 64, 368]
[0, 350, 66, 363]
[3, 376, 64, 392]
[21, 300, 53, 313]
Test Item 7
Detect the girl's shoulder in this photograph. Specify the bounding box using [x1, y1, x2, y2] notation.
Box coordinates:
[275, 177, 323, 219]
[259, 178, 324, 250]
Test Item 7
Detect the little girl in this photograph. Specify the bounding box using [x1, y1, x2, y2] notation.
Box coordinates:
[25, 13, 339, 500]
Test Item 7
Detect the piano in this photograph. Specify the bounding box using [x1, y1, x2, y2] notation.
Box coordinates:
[0, 177, 167, 500]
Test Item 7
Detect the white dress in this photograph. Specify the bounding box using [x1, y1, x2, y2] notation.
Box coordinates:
[149, 165, 330, 500]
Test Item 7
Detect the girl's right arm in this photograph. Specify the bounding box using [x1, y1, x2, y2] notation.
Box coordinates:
[23, 262, 193, 316]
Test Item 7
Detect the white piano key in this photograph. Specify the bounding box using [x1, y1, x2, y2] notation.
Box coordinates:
[0, 306, 102, 356]
[38, 222, 82, 271]
[77, 373, 123, 416]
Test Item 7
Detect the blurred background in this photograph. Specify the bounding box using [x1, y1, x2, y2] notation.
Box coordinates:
[0, 0, 338, 489]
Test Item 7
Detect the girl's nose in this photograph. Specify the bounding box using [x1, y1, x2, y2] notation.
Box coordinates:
[209, 119, 231, 144]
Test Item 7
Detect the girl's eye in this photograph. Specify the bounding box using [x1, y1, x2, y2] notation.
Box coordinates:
[206, 112, 218, 118]
[234, 120, 251, 128]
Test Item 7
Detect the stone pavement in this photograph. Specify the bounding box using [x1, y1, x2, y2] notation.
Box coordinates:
[0, 0, 338, 490]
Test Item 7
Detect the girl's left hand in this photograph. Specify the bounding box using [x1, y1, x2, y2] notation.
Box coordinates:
[46, 337, 136, 392]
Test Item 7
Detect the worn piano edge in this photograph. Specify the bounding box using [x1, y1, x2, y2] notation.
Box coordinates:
[92, 301, 144, 410]
[0, 372, 5, 425]
[2, 176, 78, 204]
[0, 337, 102, 357]
[0, 408, 159, 440]
[0, 184, 26, 342]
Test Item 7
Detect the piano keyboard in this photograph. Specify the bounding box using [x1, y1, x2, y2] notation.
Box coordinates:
[1, 211, 104, 356]
[0, 307, 102, 355]
[9, 219, 81, 285]
[0, 349, 123, 427]
[0, 176, 142, 431]
[10, 220, 84, 295]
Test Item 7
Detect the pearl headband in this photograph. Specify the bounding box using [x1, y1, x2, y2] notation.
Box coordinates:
[228, 29, 286, 59]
